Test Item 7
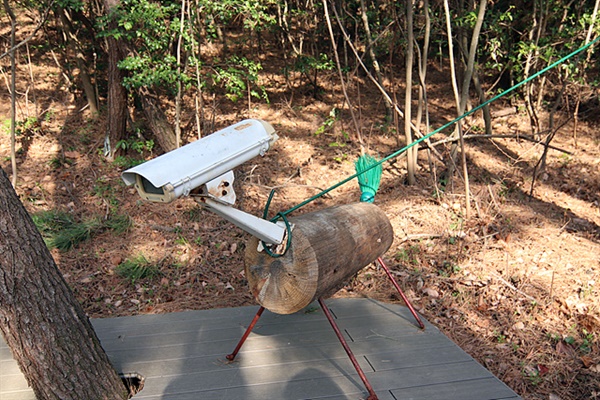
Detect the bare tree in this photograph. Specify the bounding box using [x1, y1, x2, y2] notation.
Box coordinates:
[359, 0, 392, 117]
[405, 0, 416, 184]
[59, 7, 99, 116]
[444, 0, 488, 218]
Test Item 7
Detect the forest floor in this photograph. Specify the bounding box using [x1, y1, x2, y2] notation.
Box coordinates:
[1, 24, 600, 400]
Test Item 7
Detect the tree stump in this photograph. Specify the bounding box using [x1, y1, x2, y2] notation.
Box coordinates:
[245, 202, 393, 314]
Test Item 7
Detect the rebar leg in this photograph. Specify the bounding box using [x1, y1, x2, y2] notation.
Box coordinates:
[318, 298, 378, 400]
[377, 257, 425, 329]
[226, 306, 265, 361]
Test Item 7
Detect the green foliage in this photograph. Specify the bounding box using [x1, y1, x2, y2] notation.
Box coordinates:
[293, 53, 335, 75]
[97, 0, 274, 105]
[32, 210, 132, 251]
[211, 56, 268, 102]
[315, 107, 339, 136]
[98, 0, 187, 92]
[112, 156, 145, 169]
[112, 136, 154, 169]
[289, 53, 335, 92]
[15, 116, 42, 136]
[201, 0, 276, 35]
[49, 155, 73, 170]
[115, 137, 154, 155]
[2, 119, 10, 134]
[116, 254, 159, 284]
[32, 210, 100, 251]
[55, 0, 85, 12]
[104, 213, 132, 234]
[395, 245, 421, 265]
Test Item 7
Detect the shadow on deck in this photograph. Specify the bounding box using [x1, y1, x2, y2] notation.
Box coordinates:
[1, 298, 521, 400]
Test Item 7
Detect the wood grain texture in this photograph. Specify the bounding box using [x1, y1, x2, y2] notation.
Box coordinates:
[245, 202, 393, 314]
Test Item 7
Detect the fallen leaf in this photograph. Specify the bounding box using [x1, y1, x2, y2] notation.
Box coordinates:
[512, 321, 525, 330]
[109, 256, 123, 266]
[556, 341, 576, 357]
[565, 295, 588, 314]
[537, 364, 549, 375]
[589, 364, 600, 373]
[422, 287, 439, 298]
[64, 151, 80, 158]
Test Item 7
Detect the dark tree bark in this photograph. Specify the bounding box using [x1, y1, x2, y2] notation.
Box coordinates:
[139, 89, 178, 152]
[103, 0, 128, 159]
[0, 167, 128, 400]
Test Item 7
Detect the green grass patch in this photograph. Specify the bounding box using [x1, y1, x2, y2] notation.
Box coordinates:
[116, 255, 160, 284]
[32, 210, 100, 251]
[32, 210, 132, 251]
[104, 213, 132, 234]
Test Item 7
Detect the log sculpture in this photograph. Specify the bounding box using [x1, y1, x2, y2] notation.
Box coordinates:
[245, 202, 393, 314]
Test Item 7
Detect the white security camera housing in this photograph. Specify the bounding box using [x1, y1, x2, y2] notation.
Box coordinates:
[122, 119, 288, 247]
[121, 119, 278, 203]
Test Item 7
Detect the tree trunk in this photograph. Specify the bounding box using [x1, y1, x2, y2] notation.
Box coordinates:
[471, 69, 492, 135]
[0, 167, 128, 400]
[139, 90, 178, 152]
[323, 0, 362, 145]
[405, 0, 416, 185]
[360, 0, 392, 118]
[59, 7, 99, 116]
[103, 0, 128, 159]
[245, 202, 393, 314]
[415, 0, 431, 135]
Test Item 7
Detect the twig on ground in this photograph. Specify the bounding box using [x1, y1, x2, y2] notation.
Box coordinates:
[399, 233, 443, 243]
[491, 273, 539, 303]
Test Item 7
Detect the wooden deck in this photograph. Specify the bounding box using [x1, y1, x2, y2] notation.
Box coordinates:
[1, 298, 521, 400]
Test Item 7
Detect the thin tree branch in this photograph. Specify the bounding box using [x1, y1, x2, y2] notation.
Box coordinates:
[430, 132, 572, 155]
[323, 0, 363, 146]
[330, 4, 444, 162]
[0, 2, 55, 61]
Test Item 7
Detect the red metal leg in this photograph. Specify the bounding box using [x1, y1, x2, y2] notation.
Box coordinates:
[226, 306, 265, 361]
[318, 298, 378, 400]
[377, 257, 425, 329]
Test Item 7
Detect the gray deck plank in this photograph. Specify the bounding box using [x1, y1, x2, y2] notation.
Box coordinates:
[0, 298, 521, 400]
[109, 337, 463, 378]
[389, 377, 521, 400]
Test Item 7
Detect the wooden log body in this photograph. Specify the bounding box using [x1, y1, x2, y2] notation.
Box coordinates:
[245, 202, 393, 314]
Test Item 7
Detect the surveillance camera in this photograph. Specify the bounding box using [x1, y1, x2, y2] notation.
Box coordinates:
[121, 119, 278, 203]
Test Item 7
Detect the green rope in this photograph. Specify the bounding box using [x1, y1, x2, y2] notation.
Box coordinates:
[275, 35, 599, 218]
[260, 188, 293, 257]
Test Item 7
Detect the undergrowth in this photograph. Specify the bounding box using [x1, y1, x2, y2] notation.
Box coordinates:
[116, 255, 160, 284]
[32, 209, 132, 251]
